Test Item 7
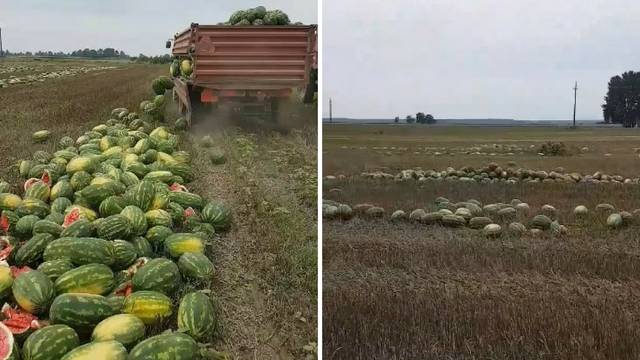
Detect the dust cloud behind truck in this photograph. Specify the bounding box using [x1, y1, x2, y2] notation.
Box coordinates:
[167, 23, 317, 125]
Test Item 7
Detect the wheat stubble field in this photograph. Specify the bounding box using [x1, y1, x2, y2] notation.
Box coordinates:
[323, 123, 640, 360]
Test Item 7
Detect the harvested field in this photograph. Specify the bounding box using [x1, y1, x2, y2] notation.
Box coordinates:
[0, 58, 317, 359]
[323, 123, 640, 360]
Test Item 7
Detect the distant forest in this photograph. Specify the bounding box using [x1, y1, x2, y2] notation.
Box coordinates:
[1, 48, 172, 63]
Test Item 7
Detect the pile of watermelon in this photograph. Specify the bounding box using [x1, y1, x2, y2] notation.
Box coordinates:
[226, 6, 297, 26]
[0, 81, 230, 359]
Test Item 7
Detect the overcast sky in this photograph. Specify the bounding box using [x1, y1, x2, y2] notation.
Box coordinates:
[1, 0, 317, 55]
[323, 0, 640, 120]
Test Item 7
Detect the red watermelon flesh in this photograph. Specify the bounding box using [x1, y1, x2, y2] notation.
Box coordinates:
[0, 322, 14, 359]
[63, 208, 80, 228]
[0, 215, 8, 235]
[9, 266, 31, 278]
[1, 305, 43, 335]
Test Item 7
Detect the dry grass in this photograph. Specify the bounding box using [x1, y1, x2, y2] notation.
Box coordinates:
[323, 124, 640, 360]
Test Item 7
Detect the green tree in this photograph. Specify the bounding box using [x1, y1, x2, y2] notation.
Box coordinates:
[416, 112, 426, 124]
[602, 71, 640, 127]
[405, 115, 415, 124]
[425, 114, 436, 124]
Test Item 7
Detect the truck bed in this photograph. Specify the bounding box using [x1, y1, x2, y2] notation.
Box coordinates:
[172, 24, 317, 90]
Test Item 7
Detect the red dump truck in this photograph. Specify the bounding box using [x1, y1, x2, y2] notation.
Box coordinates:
[167, 23, 317, 125]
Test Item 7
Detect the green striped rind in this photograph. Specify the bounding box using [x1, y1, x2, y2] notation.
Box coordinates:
[120, 171, 140, 187]
[22, 324, 80, 360]
[106, 295, 125, 313]
[15, 233, 55, 266]
[0, 265, 13, 298]
[59, 219, 94, 238]
[37, 260, 75, 281]
[129, 181, 155, 211]
[12, 270, 55, 314]
[54, 264, 114, 295]
[144, 209, 172, 228]
[99, 196, 126, 217]
[79, 184, 117, 207]
[60, 340, 127, 360]
[112, 240, 137, 270]
[69, 171, 91, 191]
[32, 220, 63, 237]
[24, 182, 50, 202]
[128, 332, 199, 360]
[164, 233, 204, 258]
[201, 201, 232, 231]
[143, 171, 173, 183]
[51, 197, 72, 216]
[43, 237, 115, 266]
[16, 199, 50, 218]
[45, 212, 65, 225]
[177, 291, 217, 341]
[120, 205, 147, 235]
[122, 291, 172, 325]
[145, 226, 173, 249]
[169, 163, 193, 183]
[49, 293, 117, 333]
[96, 214, 131, 240]
[132, 258, 181, 295]
[15, 215, 40, 238]
[168, 191, 203, 210]
[165, 202, 184, 224]
[50, 180, 74, 201]
[178, 252, 214, 281]
[130, 237, 153, 258]
[91, 314, 145, 348]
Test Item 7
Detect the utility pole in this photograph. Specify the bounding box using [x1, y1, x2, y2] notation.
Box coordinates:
[329, 97, 332, 123]
[572, 81, 578, 128]
[0, 27, 4, 57]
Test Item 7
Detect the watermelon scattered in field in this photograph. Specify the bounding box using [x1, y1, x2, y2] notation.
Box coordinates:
[32, 131, 51, 144]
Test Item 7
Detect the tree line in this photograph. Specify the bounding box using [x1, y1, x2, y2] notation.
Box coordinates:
[1, 49, 172, 64]
[394, 112, 436, 124]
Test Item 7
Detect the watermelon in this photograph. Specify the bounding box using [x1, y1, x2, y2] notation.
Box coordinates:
[14, 233, 55, 266]
[60, 340, 127, 360]
[32, 220, 63, 237]
[168, 191, 203, 210]
[43, 237, 115, 266]
[149, 190, 169, 210]
[99, 196, 125, 217]
[32, 130, 51, 143]
[170, 60, 180, 77]
[15, 199, 49, 218]
[112, 240, 137, 270]
[59, 136, 75, 148]
[37, 260, 75, 281]
[130, 237, 154, 258]
[132, 258, 180, 295]
[0, 266, 13, 299]
[180, 59, 193, 77]
[44, 212, 63, 225]
[144, 171, 173, 183]
[129, 181, 155, 211]
[144, 209, 172, 228]
[164, 233, 204, 258]
[78, 184, 116, 207]
[64, 205, 96, 222]
[0, 323, 15, 360]
[145, 226, 173, 249]
[19, 161, 34, 179]
[178, 291, 217, 340]
[54, 264, 114, 295]
[165, 202, 184, 224]
[59, 219, 94, 238]
[91, 314, 145, 348]
[129, 332, 199, 360]
[15, 215, 40, 238]
[178, 252, 214, 281]
[151, 79, 166, 96]
[12, 270, 55, 314]
[22, 324, 79, 360]
[120, 206, 147, 235]
[69, 172, 91, 191]
[49, 293, 117, 333]
[51, 197, 72, 214]
[50, 181, 73, 201]
[201, 201, 232, 231]
[96, 215, 131, 240]
[66, 156, 97, 174]
[174, 117, 187, 130]
[24, 182, 50, 202]
[122, 291, 172, 325]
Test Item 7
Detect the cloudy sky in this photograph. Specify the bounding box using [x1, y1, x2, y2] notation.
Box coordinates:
[1, 0, 317, 55]
[323, 0, 640, 120]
